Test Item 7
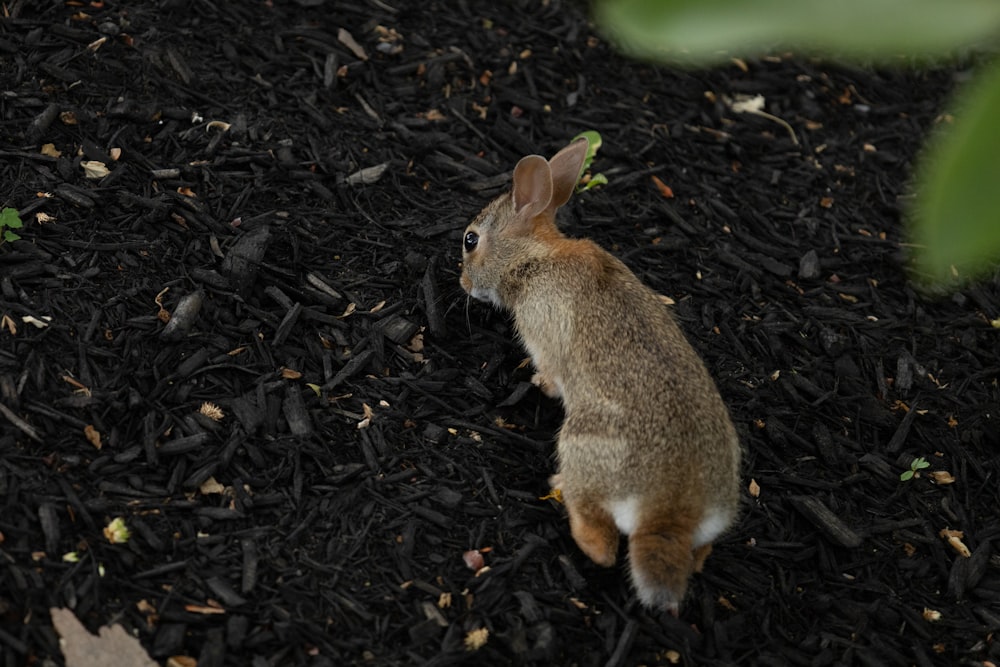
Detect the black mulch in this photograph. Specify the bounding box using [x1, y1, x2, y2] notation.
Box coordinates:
[2, 1, 999, 665]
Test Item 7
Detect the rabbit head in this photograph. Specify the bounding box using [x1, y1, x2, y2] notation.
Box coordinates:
[459, 138, 589, 309]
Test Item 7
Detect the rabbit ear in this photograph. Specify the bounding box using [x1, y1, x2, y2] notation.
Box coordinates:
[511, 155, 553, 223]
[546, 138, 588, 213]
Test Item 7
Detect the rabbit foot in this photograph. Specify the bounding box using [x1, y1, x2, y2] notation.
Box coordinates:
[692, 543, 713, 573]
[566, 498, 619, 567]
[531, 371, 561, 398]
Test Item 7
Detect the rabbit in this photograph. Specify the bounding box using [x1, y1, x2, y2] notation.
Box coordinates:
[459, 138, 742, 614]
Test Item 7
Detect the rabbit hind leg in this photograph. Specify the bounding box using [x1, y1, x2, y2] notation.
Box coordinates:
[565, 495, 619, 567]
[692, 543, 712, 573]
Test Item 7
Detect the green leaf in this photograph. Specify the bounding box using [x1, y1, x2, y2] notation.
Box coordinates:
[899, 470, 914, 482]
[593, 0, 1000, 66]
[913, 457, 931, 470]
[307, 383, 322, 397]
[578, 173, 609, 193]
[0, 207, 23, 230]
[909, 59, 1000, 286]
[571, 130, 603, 178]
[3, 230, 21, 243]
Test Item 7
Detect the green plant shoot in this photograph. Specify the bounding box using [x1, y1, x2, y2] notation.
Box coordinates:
[0, 207, 23, 243]
[900, 456, 931, 482]
[571, 130, 609, 192]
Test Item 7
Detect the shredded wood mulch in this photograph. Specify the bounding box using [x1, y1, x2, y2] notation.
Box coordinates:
[2, 2, 999, 666]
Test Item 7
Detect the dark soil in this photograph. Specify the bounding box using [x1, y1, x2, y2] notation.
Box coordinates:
[2, 1, 999, 666]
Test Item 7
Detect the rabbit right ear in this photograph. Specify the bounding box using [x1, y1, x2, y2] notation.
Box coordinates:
[546, 138, 588, 214]
[511, 155, 553, 225]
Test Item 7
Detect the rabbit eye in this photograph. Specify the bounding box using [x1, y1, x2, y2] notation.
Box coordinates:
[464, 231, 479, 253]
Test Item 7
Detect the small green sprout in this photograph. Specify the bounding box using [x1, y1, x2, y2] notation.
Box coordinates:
[103, 517, 131, 544]
[0, 207, 24, 243]
[900, 456, 931, 482]
[571, 130, 608, 192]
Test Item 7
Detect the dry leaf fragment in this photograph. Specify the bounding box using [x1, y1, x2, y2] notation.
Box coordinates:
[438, 592, 452, 609]
[337, 302, 357, 319]
[62, 375, 91, 396]
[463, 549, 485, 572]
[938, 528, 971, 557]
[23, 315, 53, 328]
[337, 28, 368, 60]
[82, 161, 110, 179]
[539, 488, 563, 503]
[357, 403, 375, 429]
[183, 604, 226, 615]
[206, 120, 230, 132]
[154, 287, 171, 323]
[748, 478, 761, 498]
[84, 424, 102, 450]
[724, 93, 799, 144]
[929, 470, 955, 485]
[41, 143, 62, 157]
[923, 608, 942, 622]
[51, 607, 158, 667]
[1, 314, 16, 335]
[730, 94, 765, 114]
[200, 476, 225, 495]
[198, 402, 224, 421]
[819, 196, 834, 208]
[36, 212, 56, 223]
[345, 162, 389, 185]
[136, 600, 157, 616]
[464, 627, 489, 651]
[406, 333, 424, 353]
[281, 368, 303, 380]
[650, 174, 674, 198]
[166, 657, 197, 667]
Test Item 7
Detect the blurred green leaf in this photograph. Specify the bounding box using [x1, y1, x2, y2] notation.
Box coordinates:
[909, 59, 1000, 285]
[594, 0, 1000, 65]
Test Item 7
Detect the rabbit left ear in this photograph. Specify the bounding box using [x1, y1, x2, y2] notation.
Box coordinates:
[546, 138, 588, 214]
[511, 155, 553, 224]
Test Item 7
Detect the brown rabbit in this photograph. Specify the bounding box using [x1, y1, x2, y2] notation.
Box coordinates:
[459, 138, 742, 613]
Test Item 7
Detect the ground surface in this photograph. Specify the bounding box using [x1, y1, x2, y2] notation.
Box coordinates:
[2, 1, 999, 666]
